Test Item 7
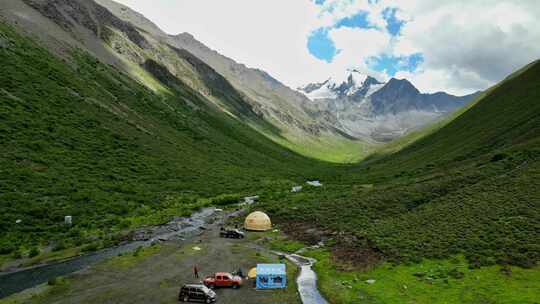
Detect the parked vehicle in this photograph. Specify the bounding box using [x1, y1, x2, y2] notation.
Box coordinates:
[178, 284, 216, 303]
[219, 228, 245, 239]
[203, 272, 243, 289]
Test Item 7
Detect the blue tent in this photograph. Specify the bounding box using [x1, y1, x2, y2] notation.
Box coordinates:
[256, 263, 287, 289]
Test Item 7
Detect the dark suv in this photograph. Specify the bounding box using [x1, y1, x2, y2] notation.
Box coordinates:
[219, 228, 245, 239]
[178, 284, 216, 303]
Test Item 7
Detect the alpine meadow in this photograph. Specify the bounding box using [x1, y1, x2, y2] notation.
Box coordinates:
[0, 1, 539, 303]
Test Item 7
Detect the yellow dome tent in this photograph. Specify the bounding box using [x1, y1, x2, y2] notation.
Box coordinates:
[244, 211, 271, 231]
[247, 267, 257, 279]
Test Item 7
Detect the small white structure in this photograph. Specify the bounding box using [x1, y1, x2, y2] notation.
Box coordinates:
[291, 186, 303, 192]
[64, 215, 72, 225]
[15, 219, 22, 224]
[306, 180, 323, 187]
[244, 196, 259, 204]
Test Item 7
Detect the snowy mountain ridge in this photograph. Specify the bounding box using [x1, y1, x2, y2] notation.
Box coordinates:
[298, 70, 384, 101]
[298, 71, 480, 142]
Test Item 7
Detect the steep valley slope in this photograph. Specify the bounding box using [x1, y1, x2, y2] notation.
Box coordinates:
[0, 20, 333, 255]
[260, 59, 540, 270]
[29, 0, 370, 162]
[0, 0, 538, 302]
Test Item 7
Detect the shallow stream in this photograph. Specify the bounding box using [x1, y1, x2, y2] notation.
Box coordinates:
[286, 253, 328, 304]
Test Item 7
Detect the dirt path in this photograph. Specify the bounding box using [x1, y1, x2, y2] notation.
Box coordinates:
[15, 210, 300, 304]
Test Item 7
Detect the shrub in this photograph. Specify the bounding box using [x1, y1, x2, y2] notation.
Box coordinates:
[48, 277, 67, 286]
[81, 242, 100, 252]
[118, 218, 131, 229]
[209, 194, 241, 206]
[12, 249, 23, 259]
[448, 268, 465, 279]
[0, 243, 16, 255]
[53, 240, 67, 252]
[28, 247, 40, 258]
[491, 153, 508, 162]
[73, 237, 84, 246]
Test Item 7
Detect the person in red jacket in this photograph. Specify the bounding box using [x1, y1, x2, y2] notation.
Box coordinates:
[193, 265, 199, 278]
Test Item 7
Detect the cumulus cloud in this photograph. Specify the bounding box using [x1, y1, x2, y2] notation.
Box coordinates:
[114, 0, 540, 95]
[327, 26, 391, 78]
[392, 1, 540, 94]
[316, 0, 388, 29]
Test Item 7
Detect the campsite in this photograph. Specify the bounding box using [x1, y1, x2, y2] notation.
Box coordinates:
[1, 207, 305, 304]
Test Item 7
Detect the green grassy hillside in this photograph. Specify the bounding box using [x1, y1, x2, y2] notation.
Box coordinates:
[260, 59, 540, 269]
[0, 22, 332, 256]
[1, 12, 539, 303]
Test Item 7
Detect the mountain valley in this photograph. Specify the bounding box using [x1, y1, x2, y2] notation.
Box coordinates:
[0, 1, 538, 303]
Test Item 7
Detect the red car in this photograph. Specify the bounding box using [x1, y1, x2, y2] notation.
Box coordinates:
[203, 272, 242, 289]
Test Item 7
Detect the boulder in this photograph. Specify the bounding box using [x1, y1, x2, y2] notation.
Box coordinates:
[0, 36, 10, 49]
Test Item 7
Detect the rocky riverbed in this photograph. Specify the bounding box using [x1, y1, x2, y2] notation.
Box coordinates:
[0, 207, 224, 298]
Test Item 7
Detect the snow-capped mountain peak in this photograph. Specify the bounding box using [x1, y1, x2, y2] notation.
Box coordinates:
[298, 70, 384, 101]
[297, 71, 479, 141]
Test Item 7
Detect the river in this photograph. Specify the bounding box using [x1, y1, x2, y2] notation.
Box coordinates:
[0, 207, 217, 298]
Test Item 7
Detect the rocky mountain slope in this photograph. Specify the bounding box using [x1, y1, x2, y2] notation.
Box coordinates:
[90, 0, 366, 161]
[299, 70, 480, 141]
[169, 33, 326, 134]
[15, 0, 264, 121]
[0, 0, 363, 163]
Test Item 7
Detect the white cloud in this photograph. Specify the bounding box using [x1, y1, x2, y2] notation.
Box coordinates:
[392, 1, 540, 94]
[113, 0, 540, 95]
[327, 26, 391, 79]
[316, 0, 388, 29]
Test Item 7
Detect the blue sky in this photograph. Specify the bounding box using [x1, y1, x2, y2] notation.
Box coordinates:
[307, 10, 374, 63]
[307, 28, 337, 63]
[368, 53, 424, 76]
[308, 0, 420, 77]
